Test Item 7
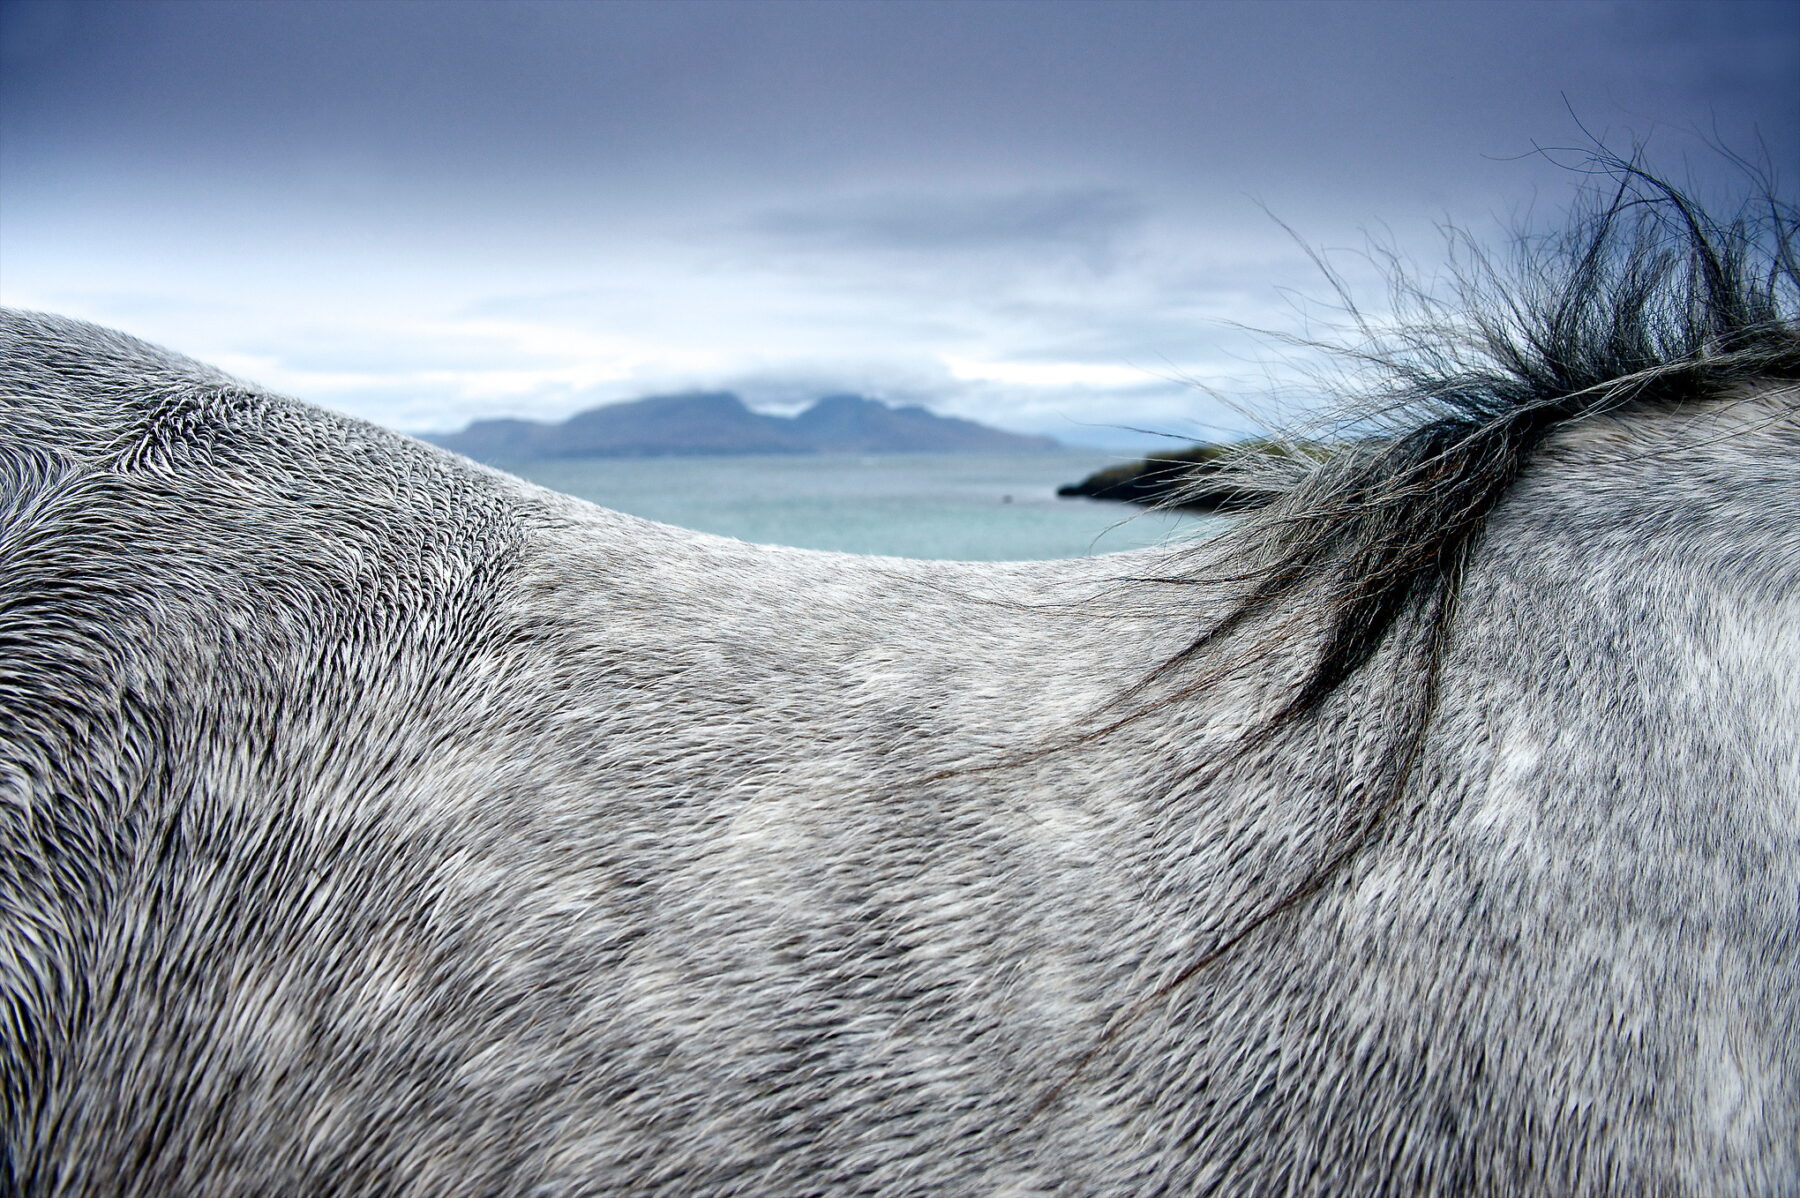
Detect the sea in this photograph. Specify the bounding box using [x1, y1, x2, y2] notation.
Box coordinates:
[506, 449, 1220, 561]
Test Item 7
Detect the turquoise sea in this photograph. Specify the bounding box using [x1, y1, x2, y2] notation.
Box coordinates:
[507, 450, 1216, 561]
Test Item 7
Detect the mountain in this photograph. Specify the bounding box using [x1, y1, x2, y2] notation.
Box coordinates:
[791, 395, 1057, 453]
[427, 392, 1059, 463]
[555, 392, 800, 457]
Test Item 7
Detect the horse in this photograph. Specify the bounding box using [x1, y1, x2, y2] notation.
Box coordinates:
[2, 173, 1795, 1196]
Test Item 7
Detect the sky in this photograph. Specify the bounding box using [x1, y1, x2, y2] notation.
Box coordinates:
[2, 0, 1796, 447]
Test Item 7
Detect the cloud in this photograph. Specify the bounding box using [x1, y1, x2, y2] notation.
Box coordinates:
[744, 187, 1146, 272]
[8, 0, 1788, 456]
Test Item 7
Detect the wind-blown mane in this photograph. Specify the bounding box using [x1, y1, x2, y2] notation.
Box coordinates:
[1160, 163, 1799, 727]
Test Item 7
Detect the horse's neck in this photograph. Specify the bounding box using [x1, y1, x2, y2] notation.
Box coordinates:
[1005, 391, 1799, 1188]
[1070, 387, 1800, 1012]
[1418, 386, 1800, 906]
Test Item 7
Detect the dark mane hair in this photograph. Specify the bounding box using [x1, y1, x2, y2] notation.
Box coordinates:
[1152, 158, 1799, 730]
[1038, 162, 1800, 1103]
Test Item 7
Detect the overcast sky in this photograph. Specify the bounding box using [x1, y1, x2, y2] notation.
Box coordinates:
[3, 0, 1795, 446]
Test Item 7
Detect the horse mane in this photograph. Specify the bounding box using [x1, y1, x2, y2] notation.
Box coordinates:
[1145, 158, 1799, 731]
[1032, 162, 1800, 1098]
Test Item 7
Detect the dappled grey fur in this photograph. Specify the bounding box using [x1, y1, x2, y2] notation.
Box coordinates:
[2, 178, 1797, 1196]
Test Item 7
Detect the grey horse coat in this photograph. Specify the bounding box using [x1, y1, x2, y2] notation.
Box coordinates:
[2, 188, 1797, 1196]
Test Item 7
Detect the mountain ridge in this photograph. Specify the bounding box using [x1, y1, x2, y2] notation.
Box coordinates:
[427, 392, 1059, 463]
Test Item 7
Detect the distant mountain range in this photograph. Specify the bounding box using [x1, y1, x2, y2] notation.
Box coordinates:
[426, 392, 1059, 463]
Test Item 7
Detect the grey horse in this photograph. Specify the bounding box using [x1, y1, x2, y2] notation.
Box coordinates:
[2, 177, 1796, 1196]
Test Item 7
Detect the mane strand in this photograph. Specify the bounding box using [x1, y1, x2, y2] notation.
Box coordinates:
[1137, 160, 1799, 736]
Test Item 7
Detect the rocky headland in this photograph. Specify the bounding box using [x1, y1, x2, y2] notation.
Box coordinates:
[1057, 442, 1287, 512]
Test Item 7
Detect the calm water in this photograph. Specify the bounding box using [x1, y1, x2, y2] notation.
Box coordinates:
[507, 450, 1214, 561]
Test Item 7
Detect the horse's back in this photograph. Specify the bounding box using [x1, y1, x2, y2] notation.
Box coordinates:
[0, 309, 1157, 1195]
[3, 308, 1797, 1195]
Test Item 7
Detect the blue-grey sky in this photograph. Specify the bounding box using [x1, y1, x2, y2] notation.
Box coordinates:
[3, 0, 1795, 445]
